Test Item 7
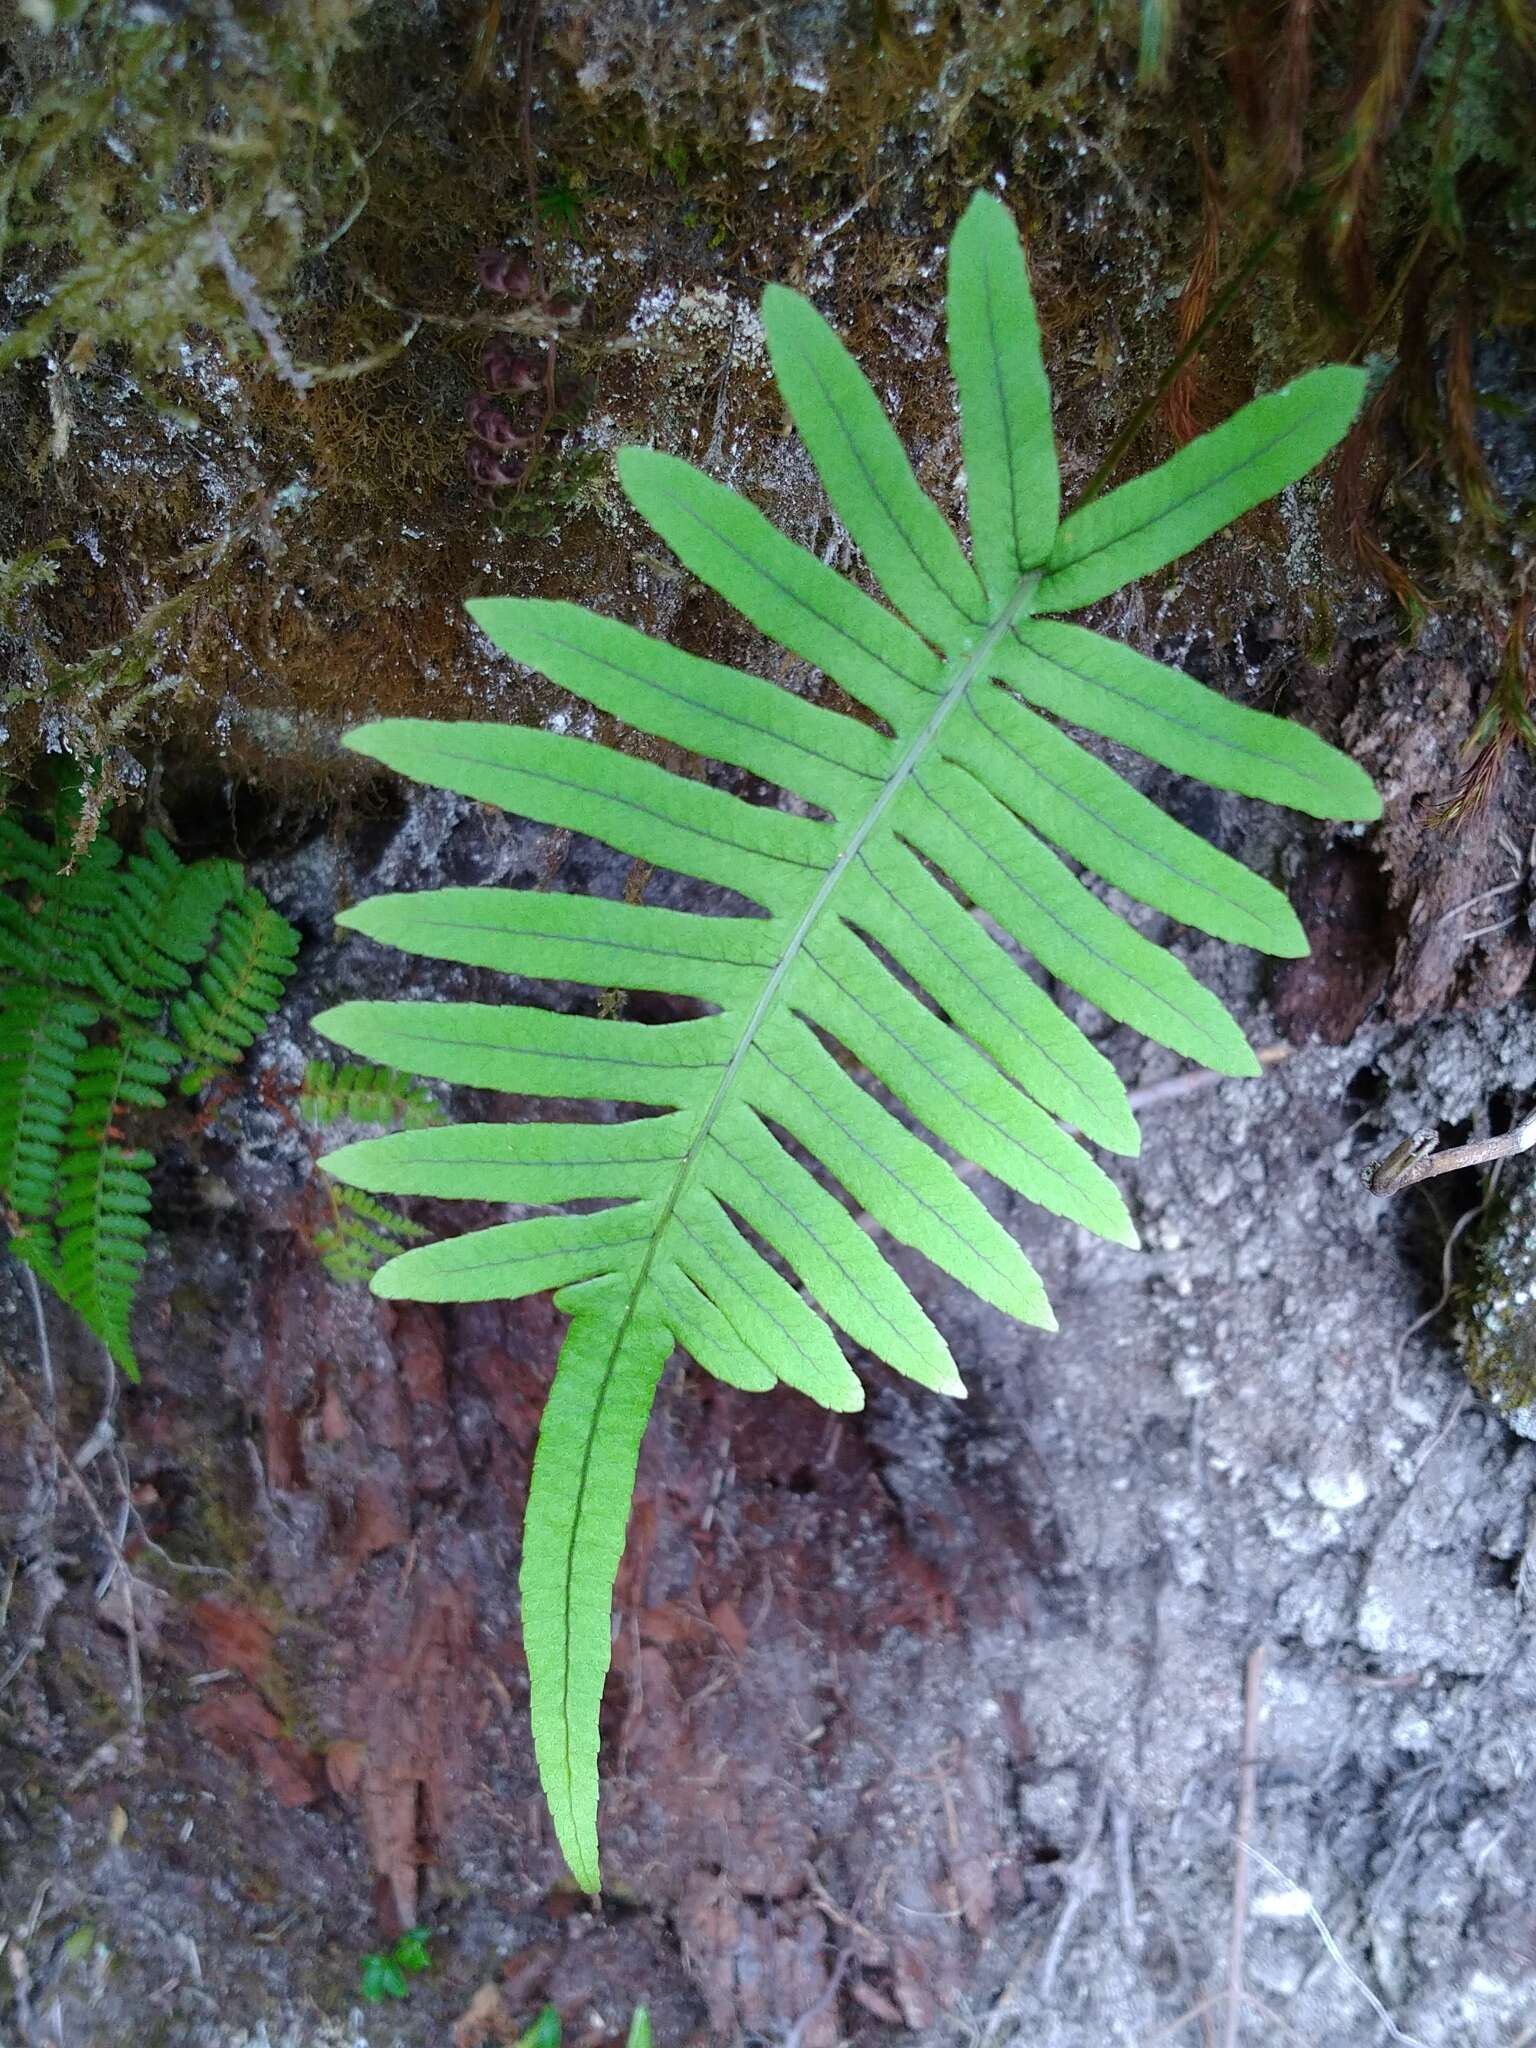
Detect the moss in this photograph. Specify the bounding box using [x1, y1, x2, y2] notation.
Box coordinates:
[170, 1422, 266, 1576]
[4, 0, 1534, 823]
[1459, 1167, 1536, 1413]
[0, 0, 370, 378]
[48, 1640, 133, 1738]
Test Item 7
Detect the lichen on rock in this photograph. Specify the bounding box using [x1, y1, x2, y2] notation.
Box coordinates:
[1459, 1165, 1536, 1425]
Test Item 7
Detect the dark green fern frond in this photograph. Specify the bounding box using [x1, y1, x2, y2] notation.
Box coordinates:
[0, 988, 95, 1268]
[54, 1131, 155, 1377]
[0, 814, 60, 892]
[1, 797, 298, 1376]
[0, 816, 120, 994]
[299, 1060, 445, 1131]
[96, 837, 243, 1017]
[53, 1029, 181, 1377]
[172, 889, 301, 1092]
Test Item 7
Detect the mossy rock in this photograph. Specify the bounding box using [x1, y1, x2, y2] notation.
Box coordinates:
[1459, 1166, 1536, 1425]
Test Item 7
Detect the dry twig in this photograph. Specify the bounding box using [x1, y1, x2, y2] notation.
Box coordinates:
[1364, 1109, 1536, 1194]
[1039, 1778, 1111, 2000]
[1220, 1644, 1267, 2048]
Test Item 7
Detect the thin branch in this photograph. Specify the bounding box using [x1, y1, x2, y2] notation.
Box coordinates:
[782, 1944, 854, 2048]
[1127, 1043, 1292, 1114]
[1389, 1188, 1492, 1397]
[299, 319, 422, 386]
[0, 1340, 145, 1732]
[208, 223, 309, 396]
[19, 1264, 57, 1509]
[1040, 1777, 1111, 1999]
[1145, 1995, 1219, 2045]
[0, 1265, 64, 1700]
[846, 1047, 1292, 1246]
[1364, 1109, 1536, 1194]
[1220, 1644, 1267, 2048]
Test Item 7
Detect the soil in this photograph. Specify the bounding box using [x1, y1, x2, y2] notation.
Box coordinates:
[5, 2, 1536, 2044]
[5, 633, 1536, 2047]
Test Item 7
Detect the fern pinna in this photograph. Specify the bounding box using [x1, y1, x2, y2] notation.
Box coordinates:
[315, 192, 1380, 1889]
[0, 806, 298, 1376]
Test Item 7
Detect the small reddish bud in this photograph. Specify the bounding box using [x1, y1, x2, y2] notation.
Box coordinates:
[466, 442, 524, 487]
[543, 293, 584, 325]
[480, 338, 543, 393]
[476, 247, 533, 296]
[465, 393, 533, 451]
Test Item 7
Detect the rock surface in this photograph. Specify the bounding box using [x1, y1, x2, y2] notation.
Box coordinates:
[4, 2, 1536, 2043]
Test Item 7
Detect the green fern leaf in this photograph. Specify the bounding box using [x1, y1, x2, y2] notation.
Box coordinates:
[173, 887, 301, 1090]
[53, 1027, 179, 1377]
[0, 817, 120, 996]
[315, 190, 1381, 1890]
[95, 837, 242, 1017]
[2, 799, 298, 1377]
[312, 1183, 431, 1287]
[298, 1059, 444, 1130]
[300, 1060, 444, 1284]
[0, 988, 95, 1224]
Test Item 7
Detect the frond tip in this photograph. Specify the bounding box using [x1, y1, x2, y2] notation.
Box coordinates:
[318, 187, 1380, 1892]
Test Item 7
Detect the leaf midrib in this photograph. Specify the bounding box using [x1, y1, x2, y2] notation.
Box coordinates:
[550, 568, 1044, 1855]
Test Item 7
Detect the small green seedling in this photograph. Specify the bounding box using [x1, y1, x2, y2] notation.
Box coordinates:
[359, 1926, 432, 2002]
[60, 1924, 96, 1966]
[512, 2006, 650, 2046]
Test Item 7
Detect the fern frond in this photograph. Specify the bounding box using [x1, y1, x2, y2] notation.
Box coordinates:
[299, 1059, 444, 1131]
[0, 814, 61, 892]
[172, 888, 300, 1090]
[313, 1183, 431, 1287]
[0, 988, 96, 1284]
[0, 817, 120, 995]
[94, 837, 243, 1017]
[301, 1059, 445, 1284]
[53, 1029, 178, 1379]
[316, 191, 1380, 1890]
[1, 803, 298, 1377]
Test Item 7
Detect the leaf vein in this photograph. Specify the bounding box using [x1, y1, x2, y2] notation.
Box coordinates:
[795, 338, 988, 640]
[1009, 628, 1337, 799]
[525, 619, 887, 789]
[712, 1126, 926, 1369]
[1046, 408, 1336, 588]
[960, 691, 1264, 930]
[851, 851, 1090, 1112]
[804, 938, 1094, 1219]
[913, 769, 1225, 1057]
[753, 1040, 1020, 1297]
[640, 471, 941, 701]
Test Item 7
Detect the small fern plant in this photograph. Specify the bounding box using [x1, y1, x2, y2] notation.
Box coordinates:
[314, 192, 1381, 1890]
[0, 797, 298, 1376]
[297, 1061, 441, 1284]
